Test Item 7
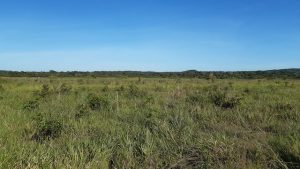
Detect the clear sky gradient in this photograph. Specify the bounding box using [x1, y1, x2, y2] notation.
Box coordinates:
[0, 0, 299, 71]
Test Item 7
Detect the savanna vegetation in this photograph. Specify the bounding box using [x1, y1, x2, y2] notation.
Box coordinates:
[0, 76, 299, 168]
[0, 68, 299, 79]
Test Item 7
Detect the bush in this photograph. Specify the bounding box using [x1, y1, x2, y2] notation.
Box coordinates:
[87, 93, 109, 111]
[32, 119, 63, 142]
[211, 91, 241, 109]
[127, 84, 145, 97]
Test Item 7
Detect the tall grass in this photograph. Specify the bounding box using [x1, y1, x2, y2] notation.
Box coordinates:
[0, 77, 299, 168]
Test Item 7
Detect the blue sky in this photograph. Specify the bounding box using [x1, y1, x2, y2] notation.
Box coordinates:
[0, 0, 299, 71]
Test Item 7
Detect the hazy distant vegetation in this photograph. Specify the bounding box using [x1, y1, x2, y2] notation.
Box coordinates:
[0, 68, 299, 79]
[0, 76, 299, 168]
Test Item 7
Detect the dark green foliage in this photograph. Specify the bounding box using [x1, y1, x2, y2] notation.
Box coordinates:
[87, 93, 109, 111]
[32, 119, 63, 142]
[23, 99, 39, 111]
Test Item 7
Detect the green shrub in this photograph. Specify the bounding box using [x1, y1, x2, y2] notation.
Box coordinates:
[127, 84, 145, 97]
[32, 119, 63, 142]
[87, 93, 109, 111]
[211, 91, 241, 109]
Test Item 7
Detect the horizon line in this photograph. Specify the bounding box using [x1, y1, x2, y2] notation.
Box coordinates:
[0, 68, 299, 73]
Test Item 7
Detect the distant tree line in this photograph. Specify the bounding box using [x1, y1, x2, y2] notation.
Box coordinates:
[0, 69, 299, 79]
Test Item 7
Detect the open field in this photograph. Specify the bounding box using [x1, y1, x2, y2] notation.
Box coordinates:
[0, 77, 299, 168]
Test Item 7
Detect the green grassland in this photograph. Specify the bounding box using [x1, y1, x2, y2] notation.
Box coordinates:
[0, 77, 299, 168]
